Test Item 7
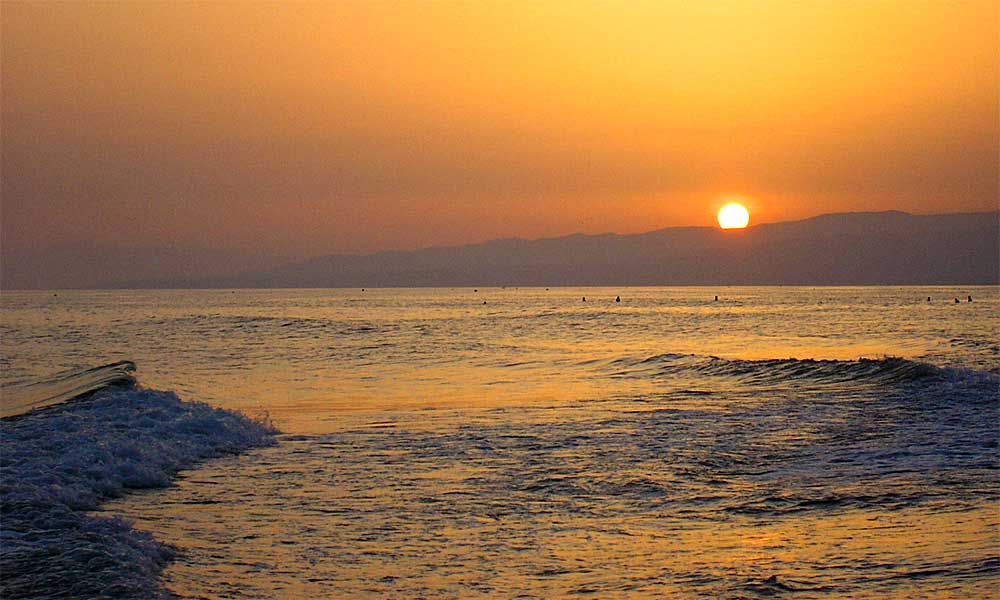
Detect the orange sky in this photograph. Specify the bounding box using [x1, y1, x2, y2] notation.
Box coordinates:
[3, 1, 997, 260]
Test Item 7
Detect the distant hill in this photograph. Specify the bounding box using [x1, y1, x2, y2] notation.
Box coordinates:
[223, 210, 999, 287]
[3, 211, 997, 289]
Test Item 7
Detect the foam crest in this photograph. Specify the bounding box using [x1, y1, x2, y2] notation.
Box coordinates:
[1, 385, 275, 599]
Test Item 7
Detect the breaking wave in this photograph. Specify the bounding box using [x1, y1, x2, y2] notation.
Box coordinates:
[605, 353, 988, 387]
[0, 369, 276, 599]
[1, 360, 137, 419]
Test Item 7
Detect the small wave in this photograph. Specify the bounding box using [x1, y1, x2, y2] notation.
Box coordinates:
[607, 353, 985, 387]
[739, 574, 836, 596]
[1, 384, 276, 599]
[723, 491, 922, 517]
[949, 337, 1000, 354]
[147, 314, 384, 338]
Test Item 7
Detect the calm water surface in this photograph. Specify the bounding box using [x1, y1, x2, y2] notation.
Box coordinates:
[2, 287, 998, 598]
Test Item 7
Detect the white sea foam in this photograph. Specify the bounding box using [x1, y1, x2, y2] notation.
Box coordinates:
[1, 384, 275, 599]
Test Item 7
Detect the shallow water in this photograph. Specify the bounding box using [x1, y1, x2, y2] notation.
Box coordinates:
[2, 287, 998, 598]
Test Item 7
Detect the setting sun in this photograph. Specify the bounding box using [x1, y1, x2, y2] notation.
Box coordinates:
[718, 203, 750, 229]
[1, 3, 997, 599]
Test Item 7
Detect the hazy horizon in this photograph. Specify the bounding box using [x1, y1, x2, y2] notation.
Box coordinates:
[4, 209, 996, 289]
[3, 1, 997, 264]
[10, 206, 993, 257]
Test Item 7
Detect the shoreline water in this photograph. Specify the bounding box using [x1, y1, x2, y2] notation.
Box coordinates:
[1, 287, 996, 597]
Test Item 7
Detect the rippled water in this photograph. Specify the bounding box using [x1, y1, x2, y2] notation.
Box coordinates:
[2, 287, 998, 598]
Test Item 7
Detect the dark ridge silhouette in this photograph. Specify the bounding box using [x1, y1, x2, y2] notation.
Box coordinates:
[220, 211, 998, 288]
[3, 211, 997, 289]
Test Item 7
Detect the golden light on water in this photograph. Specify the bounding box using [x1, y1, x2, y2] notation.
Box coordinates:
[718, 203, 750, 229]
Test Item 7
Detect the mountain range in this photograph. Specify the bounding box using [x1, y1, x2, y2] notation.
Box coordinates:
[3, 211, 997, 289]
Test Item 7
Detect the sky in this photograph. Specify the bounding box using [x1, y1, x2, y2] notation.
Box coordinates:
[3, 0, 997, 262]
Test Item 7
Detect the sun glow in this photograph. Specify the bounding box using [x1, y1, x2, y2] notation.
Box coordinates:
[718, 203, 750, 229]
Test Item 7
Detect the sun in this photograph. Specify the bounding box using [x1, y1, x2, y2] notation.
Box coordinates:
[717, 203, 750, 229]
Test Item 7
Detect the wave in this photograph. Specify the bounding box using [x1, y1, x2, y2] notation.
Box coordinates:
[146, 314, 388, 338]
[0, 360, 137, 419]
[1, 372, 276, 599]
[607, 353, 993, 387]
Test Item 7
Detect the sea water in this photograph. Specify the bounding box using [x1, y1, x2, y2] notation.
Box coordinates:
[1, 287, 997, 598]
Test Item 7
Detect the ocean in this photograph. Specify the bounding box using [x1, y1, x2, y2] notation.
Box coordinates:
[1, 286, 997, 598]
